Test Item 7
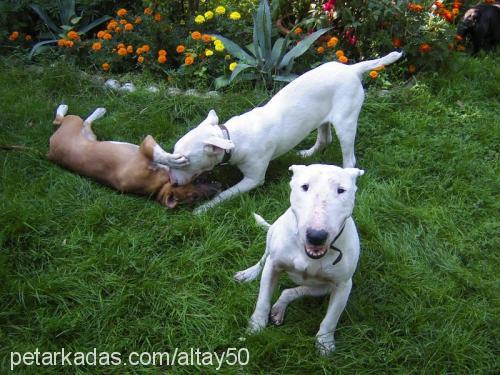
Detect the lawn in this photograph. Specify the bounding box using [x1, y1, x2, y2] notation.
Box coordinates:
[0, 54, 498, 374]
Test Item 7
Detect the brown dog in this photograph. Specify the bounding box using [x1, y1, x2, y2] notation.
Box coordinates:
[48, 105, 219, 208]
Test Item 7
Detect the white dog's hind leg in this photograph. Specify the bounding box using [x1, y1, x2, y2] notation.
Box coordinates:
[270, 285, 331, 326]
[298, 123, 332, 158]
[82, 108, 106, 141]
[316, 279, 353, 355]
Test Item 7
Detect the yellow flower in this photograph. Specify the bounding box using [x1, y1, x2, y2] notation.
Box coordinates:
[229, 11, 241, 20]
[195, 15, 205, 24]
[205, 49, 214, 56]
[229, 62, 238, 71]
[224, 54, 231, 60]
[215, 6, 226, 15]
[214, 41, 225, 52]
[204, 11, 214, 20]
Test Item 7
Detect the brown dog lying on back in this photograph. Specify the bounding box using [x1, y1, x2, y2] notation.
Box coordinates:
[48, 105, 219, 208]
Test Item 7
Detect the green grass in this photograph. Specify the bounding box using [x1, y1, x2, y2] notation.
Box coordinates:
[0, 54, 499, 374]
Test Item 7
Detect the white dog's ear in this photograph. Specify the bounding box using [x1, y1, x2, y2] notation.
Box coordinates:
[203, 110, 219, 126]
[289, 165, 306, 175]
[345, 168, 365, 179]
[203, 136, 234, 155]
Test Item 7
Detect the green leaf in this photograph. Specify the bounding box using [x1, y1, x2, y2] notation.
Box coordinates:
[215, 76, 231, 89]
[254, 0, 272, 60]
[77, 15, 112, 35]
[30, 4, 61, 34]
[230, 63, 254, 82]
[273, 74, 298, 82]
[28, 39, 57, 59]
[279, 27, 331, 69]
[59, 0, 76, 25]
[211, 35, 256, 64]
[266, 37, 288, 70]
[70, 16, 82, 25]
[61, 25, 73, 31]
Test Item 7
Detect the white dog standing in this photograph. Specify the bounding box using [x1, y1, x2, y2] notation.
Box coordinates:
[235, 164, 364, 355]
[156, 51, 401, 212]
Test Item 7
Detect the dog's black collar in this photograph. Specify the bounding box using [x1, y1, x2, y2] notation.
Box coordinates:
[330, 219, 348, 266]
[218, 124, 231, 165]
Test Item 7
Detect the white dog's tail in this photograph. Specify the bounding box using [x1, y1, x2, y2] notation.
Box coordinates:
[351, 51, 403, 76]
[253, 213, 271, 231]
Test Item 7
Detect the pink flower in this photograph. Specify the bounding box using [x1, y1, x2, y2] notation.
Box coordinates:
[322, 0, 336, 12]
[349, 35, 357, 46]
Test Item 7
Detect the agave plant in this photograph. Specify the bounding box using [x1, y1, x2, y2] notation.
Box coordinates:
[213, 0, 330, 88]
[29, 0, 110, 58]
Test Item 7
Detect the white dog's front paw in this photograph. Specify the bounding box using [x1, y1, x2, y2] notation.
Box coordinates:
[270, 303, 287, 326]
[247, 314, 267, 334]
[316, 333, 335, 355]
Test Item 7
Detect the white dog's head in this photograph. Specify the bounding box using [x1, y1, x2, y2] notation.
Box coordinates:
[289, 164, 364, 260]
[169, 110, 234, 185]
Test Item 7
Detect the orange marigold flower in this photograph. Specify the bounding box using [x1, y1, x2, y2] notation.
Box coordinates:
[118, 47, 127, 56]
[327, 37, 339, 48]
[138, 55, 144, 63]
[124, 23, 133, 31]
[191, 31, 202, 40]
[117, 8, 127, 17]
[103, 33, 112, 40]
[97, 30, 105, 38]
[158, 55, 167, 63]
[338, 55, 348, 63]
[115, 27, 121, 33]
[136, 47, 143, 55]
[144, 7, 153, 15]
[202, 34, 211, 43]
[335, 50, 344, 58]
[158, 49, 167, 56]
[408, 64, 416, 73]
[392, 37, 402, 48]
[142, 44, 150, 52]
[8, 31, 19, 41]
[369, 70, 378, 79]
[154, 13, 161, 21]
[457, 45, 465, 51]
[454, 34, 463, 42]
[185, 56, 194, 65]
[102, 63, 110, 71]
[127, 45, 133, 53]
[419, 43, 431, 53]
[119, 19, 127, 25]
[67, 31, 79, 40]
[134, 16, 142, 24]
[107, 21, 118, 30]
[57, 39, 66, 47]
[176, 45, 185, 53]
[294, 27, 303, 35]
[92, 42, 102, 51]
[25, 34, 32, 41]
[452, 8, 459, 15]
[65, 40, 74, 47]
[117, 43, 125, 49]
[317, 46, 325, 54]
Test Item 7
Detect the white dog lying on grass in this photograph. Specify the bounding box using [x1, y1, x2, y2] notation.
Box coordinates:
[155, 52, 401, 213]
[235, 164, 364, 355]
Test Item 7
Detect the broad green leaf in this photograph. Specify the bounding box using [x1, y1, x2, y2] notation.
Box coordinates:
[30, 4, 61, 34]
[215, 76, 231, 89]
[252, 15, 262, 62]
[230, 63, 254, 82]
[61, 25, 73, 31]
[78, 15, 112, 34]
[28, 39, 57, 59]
[273, 74, 298, 82]
[70, 16, 82, 25]
[59, 0, 76, 25]
[211, 35, 256, 64]
[279, 27, 331, 69]
[254, 0, 272, 60]
[266, 37, 287, 70]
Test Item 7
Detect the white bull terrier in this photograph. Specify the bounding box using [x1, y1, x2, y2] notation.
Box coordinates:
[235, 164, 364, 355]
[156, 51, 401, 213]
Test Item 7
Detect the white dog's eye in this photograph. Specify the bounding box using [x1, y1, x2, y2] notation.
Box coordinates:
[337, 188, 345, 194]
[301, 184, 309, 192]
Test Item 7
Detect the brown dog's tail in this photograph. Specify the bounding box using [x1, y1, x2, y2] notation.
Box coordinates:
[53, 104, 69, 125]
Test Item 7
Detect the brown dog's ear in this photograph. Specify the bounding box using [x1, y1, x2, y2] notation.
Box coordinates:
[203, 136, 234, 155]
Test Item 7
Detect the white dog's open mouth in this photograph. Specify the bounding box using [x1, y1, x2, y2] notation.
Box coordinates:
[304, 244, 328, 259]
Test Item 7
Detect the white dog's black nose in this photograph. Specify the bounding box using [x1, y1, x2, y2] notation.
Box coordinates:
[306, 228, 328, 245]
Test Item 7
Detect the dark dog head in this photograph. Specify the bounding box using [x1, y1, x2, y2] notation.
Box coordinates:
[158, 178, 221, 209]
